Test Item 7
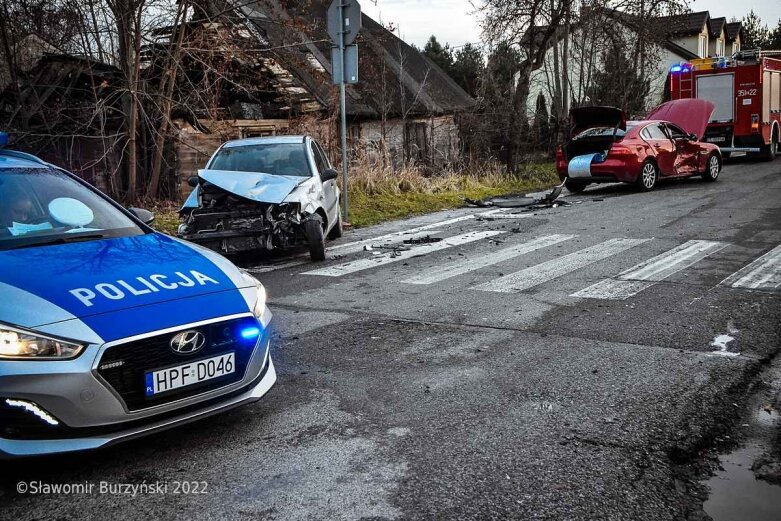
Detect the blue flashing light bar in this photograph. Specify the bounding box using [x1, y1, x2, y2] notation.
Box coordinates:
[0, 132, 8, 147]
[670, 65, 682, 73]
[240, 326, 261, 339]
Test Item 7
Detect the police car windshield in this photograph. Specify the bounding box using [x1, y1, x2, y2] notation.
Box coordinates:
[0, 167, 144, 250]
[208, 144, 311, 177]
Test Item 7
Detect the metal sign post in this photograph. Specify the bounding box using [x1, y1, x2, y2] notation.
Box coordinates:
[327, 0, 360, 222]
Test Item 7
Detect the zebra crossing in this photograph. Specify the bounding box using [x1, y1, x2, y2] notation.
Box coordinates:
[303, 230, 503, 277]
[472, 237, 650, 293]
[401, 234, 576, 285]
[572, 240, 729, 300]
[721, 244, 781, 290]
[254, 215, 781, 299]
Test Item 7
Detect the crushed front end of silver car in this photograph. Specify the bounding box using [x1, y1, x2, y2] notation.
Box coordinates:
[178, 180, 311, 254]
[177, 136, 342, 261]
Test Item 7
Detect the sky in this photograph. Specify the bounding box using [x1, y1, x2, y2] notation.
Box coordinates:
[360, 0, 781, 49]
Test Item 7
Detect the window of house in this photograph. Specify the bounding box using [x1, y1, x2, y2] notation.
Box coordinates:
[732, 42, 740, 55]
[699, 35, 707, 57]
[716, 39, 723, 56]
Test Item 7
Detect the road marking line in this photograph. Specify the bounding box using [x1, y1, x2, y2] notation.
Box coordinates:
[245, 259, 308, 273]
[573, 240, 728, 299]
[721, 244, 781, 290]
[473, 238, 651, 293]
[326, 214, 482, 254]
[303, 230, 504, 277]
[475, 212, 535, 220]
[401, 234, 576, 285]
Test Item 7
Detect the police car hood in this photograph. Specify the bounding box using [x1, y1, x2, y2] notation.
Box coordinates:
[0, 233, 257, 343]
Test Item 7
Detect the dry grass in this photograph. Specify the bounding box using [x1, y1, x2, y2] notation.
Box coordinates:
[343, 157, 558, 227]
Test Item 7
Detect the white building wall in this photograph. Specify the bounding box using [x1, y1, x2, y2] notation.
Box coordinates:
[527, 24, 691, 121]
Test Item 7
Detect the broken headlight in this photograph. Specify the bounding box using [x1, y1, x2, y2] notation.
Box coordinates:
[0, 324, 85, 360]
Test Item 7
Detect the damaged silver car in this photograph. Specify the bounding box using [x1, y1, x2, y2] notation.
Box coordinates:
[178, 136, 342, 261]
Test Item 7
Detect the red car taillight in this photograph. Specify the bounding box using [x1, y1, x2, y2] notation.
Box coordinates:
[608, 145, 634, 156]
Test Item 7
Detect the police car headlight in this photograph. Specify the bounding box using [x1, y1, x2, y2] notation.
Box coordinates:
[0, 324, 84, 360]
[239, 270, 266, 320]
[252, 282, 267, 320]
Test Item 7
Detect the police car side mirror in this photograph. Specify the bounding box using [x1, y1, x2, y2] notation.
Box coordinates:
[320, 168, 338, 182]
[129, 207, 155, 225]
[187, 176, 199, 188]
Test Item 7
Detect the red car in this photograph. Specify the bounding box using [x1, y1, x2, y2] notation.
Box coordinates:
[555, 99, 722, 193]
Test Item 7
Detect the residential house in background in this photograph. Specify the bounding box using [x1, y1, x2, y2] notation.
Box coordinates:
[527, 9, 743, 120]
[656, 11, 742, 59]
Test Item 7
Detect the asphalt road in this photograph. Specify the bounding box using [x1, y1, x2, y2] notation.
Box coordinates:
[2, 158, 781, 520]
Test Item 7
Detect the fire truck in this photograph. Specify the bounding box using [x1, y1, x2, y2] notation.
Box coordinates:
[668, 50, 781, 160]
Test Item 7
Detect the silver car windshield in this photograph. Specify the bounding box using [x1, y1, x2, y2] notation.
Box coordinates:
[209, 144, 312, 177]
[0, 167, 144, 250]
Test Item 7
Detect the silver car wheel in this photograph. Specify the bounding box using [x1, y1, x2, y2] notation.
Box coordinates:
[642, 163, 656, 188]
[709, 156, 720, 178]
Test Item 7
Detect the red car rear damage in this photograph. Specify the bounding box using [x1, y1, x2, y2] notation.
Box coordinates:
[555, 99, 722, 193]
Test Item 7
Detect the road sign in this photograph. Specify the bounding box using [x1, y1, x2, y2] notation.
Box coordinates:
[327, 0, 362, 222]
[331, 44, 358, 84]
[327, 0, 361, 45]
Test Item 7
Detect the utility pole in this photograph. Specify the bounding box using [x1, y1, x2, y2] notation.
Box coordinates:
[327, 0, 360, 222]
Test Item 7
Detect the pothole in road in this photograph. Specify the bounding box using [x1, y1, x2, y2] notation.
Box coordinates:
[703, 357, 781, 521]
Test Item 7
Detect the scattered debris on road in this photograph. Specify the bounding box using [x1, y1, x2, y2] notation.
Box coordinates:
[465, 180, 569, 211]
[403, 235, 442, 245]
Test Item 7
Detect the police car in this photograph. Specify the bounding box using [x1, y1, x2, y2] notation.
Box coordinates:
[0, 133, 276, 457]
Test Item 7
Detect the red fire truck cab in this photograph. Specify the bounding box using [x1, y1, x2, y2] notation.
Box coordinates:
[669, 51, 781, 160]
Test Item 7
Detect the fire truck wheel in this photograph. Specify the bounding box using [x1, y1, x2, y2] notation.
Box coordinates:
[759, 129, 779, 161]
[702, 154, 721, 182]
[635, 160, 658, 192]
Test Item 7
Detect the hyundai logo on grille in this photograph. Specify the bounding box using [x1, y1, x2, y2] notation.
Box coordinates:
[170, 331, 206, 354]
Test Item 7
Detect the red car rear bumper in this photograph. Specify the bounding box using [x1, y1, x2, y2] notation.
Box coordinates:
[556, 156, 643, 183]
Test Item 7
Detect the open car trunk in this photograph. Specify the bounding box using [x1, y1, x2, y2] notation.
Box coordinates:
[564, 106, 627, 160]
[564, 135, 624, 160]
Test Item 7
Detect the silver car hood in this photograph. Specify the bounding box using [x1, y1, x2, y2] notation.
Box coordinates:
[198, 169, 309, 204]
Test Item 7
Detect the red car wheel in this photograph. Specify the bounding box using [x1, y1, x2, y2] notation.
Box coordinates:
[635, 161, 658, 191]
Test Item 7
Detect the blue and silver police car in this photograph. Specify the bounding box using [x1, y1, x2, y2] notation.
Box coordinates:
[0, 133, 275, 457]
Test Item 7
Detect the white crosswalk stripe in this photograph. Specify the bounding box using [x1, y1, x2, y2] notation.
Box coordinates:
[573, 240, 728, 300]
[721, 244, 781, 290]
[475, 212, 535, 220]
[325, 212, 501, 255]
[473, 238, 651, 293]
[303, 230, 505, 277]
[401, 234, 576, 285]
[245, 259, 309, 273]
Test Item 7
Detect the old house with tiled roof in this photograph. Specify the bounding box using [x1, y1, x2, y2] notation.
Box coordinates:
[147, 0, 475, 193]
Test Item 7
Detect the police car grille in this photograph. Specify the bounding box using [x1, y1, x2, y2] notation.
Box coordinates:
[96, 317, 259, 411]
